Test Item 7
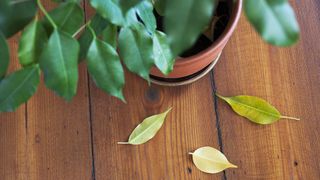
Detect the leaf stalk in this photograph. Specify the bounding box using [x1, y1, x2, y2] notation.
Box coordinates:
[87, 23, 97, 39]
[36, 0, 57, 29]
[117, 142, 130, 145]
[72, 20, 91, 38]
[280, 115, 300, 121]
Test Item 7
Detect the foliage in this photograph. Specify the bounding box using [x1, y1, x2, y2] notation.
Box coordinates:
[0, 0, 300, 112]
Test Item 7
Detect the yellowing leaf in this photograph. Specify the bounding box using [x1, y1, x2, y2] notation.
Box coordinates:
[118, 108, 172, 145]
[217, 94, 300, 125]
[189, 147, 237, 174]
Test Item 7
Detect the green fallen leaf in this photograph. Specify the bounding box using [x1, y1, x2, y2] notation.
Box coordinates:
[18, 20, 48, 67]
[0, 65, 40, 112]
[118, 108, 172, 145]
[217, 94, 300, 125]
[0, 32, 9, 79]
[244, 0, 300, 46]
[189, 147, 237, 174]
[86, 38, 125, 102]
[39, 30, 79, 101]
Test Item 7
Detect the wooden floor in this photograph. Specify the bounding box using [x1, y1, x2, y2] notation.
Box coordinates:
[1, 0, 320, 179]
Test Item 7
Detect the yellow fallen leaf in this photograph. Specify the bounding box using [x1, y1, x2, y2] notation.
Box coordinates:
[118, 108, 172, 145]
[189, 146, 237, 174]
[216, 94, 300, 125]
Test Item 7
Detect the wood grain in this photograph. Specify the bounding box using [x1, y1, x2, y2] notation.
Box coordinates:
[25, 1, 93, 179]
[213, 0, 320, 179]
[0, 0, 319, 179]
[89, 73, 220, 180]
[1, 1, 93, 180]
[83, 3, 221, 179]
[0, 36, 28, 180]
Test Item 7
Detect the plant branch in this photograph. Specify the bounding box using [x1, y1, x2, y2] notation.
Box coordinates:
[87, 23, 97, 39]
[36, 0, 57, 29]
[10, 0, 32, 5]
[72, 20, 91, 38]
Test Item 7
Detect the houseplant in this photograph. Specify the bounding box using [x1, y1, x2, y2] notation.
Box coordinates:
[0, 0, 299, 112]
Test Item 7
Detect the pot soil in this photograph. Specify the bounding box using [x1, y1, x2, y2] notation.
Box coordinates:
[150, 0, 242, 86]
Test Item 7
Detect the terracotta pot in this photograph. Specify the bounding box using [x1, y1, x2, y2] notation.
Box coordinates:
[150, 0, 242, 81]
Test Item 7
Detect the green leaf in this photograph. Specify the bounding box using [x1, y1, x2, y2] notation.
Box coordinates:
[0, 65, 40, 112]
[136, 1, 156, 34]
[118, 23, 154, 81]
[152, 31, 174, 75]
[52, 0, 81, 3]
[90, 0, 125, 26]
[101, 24, 118, 48]
[86, 38, 125, 101]
[0, 0, 37, 38]
[124, 7, 139, 27]
[189, 147, 237, 174]
[217, 94, 300, 125]
[78, 14, 110, 60]
[164, 0, 216, 56]
[43, 2, 84, 35]
[244, 0, 300, 46]
[154, 0, 166, 16]
[39, 30, 79, 101]
[118, 108, 172, 145]
[119, 0, 142, 15]
[18, 21, 48, 67]
[0, 32, 9, 79]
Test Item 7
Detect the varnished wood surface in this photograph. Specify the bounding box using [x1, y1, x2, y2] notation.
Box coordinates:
[0, 0, 319, 179]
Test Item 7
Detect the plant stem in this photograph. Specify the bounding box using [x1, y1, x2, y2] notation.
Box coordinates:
[72, 20, 91, 38]
[35, 13, 39, 21]
[280, 115, 300, 121]
[87, 23, 97, 39]
[9, 0, 31, 5]
[36, 0, 57, 29]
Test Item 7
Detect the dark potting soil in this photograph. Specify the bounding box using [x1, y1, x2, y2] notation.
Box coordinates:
[155, 1, 230, 58]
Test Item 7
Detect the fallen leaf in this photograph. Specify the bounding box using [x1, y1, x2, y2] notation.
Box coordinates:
[217, 94, 300, 125]
[189, 146, 237, 174]
[118, 108, 172, 145]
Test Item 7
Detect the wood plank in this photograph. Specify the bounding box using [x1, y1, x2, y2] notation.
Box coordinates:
[90, 73, 221, 179]
[213, 0, 320, 179]
[25, 65, 93, 180]
[84, 3, 221, 179]
[23, 1, 93, 179]
[0, 36, 28, 180]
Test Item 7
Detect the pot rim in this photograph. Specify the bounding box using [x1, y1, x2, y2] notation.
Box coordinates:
[151, 52, 222, 86]
[173, 0, 243, 66]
